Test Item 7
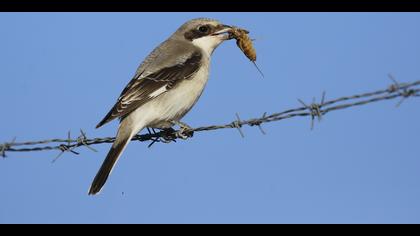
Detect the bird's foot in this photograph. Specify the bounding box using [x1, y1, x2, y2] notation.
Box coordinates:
[170, 120, 194, 140]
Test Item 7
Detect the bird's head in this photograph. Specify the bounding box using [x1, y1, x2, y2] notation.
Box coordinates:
[174, 18, 232, 56]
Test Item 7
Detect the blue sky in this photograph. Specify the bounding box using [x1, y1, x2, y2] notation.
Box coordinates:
[1, 13, 420, 223]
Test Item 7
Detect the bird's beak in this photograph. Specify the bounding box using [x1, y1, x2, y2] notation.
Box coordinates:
[212, 24, 232, 40]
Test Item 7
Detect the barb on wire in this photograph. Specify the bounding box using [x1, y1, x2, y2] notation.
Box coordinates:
[146, 128, 160, 148]
[1, 137, 16, 158]
[52, 131, 79, 163]
[78, 129, 98, 153]
[146, 127, 175, 148]
[232, 112, 245, 138]
[298, 91, 326, 130]
[1, 78, 420, 158]
[388, 74, 417, 107]
[248, 112, 267, 135]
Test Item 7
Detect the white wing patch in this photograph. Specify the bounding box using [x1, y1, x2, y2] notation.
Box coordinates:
[148, 85, 168, 98]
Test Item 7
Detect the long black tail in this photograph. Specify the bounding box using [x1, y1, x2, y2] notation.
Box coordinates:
[88, 133, 131, 195]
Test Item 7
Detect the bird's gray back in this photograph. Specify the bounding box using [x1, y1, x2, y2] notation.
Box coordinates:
[133, 38, 200, 80]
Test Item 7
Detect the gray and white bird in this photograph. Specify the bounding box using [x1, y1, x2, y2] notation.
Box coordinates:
[89, 18, 232, 195]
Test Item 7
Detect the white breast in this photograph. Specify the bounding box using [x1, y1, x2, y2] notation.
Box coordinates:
[126, 59, 211, 129]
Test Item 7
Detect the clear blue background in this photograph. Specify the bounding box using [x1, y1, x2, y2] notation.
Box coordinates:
[1, 13, 420, 223]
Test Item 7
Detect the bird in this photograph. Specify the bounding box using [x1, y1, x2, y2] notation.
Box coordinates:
[88, 18, 233, 195]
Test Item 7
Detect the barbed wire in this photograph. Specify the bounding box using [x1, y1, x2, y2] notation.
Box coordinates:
[1, 76, 419, 159]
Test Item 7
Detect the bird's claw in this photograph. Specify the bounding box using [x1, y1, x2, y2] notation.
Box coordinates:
[171, 121, 194, 140]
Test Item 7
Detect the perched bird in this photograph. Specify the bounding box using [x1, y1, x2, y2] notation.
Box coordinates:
[89, 18, 232, 195]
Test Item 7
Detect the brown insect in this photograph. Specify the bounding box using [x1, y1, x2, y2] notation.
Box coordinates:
[229, 26, 264, 78]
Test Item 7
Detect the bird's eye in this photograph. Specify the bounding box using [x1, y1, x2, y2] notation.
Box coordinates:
[198, 25, 209, 33]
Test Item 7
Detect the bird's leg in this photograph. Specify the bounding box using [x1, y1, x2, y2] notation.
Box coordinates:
[173, 120, 192, 130]
[170, 120, 194, 140]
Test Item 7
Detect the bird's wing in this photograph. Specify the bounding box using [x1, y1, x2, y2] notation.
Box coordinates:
[96, 49, 202, 128]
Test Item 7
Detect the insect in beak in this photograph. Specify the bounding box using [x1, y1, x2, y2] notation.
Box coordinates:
[229, 26, 264, 78]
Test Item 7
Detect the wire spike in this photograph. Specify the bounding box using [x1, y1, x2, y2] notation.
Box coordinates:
[234, 113, 245, 138]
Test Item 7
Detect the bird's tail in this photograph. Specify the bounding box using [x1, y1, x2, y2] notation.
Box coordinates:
[88, 122, 140, 195]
